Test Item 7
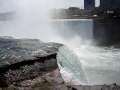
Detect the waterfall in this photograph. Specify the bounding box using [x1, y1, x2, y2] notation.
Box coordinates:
[57, 46, 87, 85]
[1, 0, 120, 86]
[57, 45, 120, 85]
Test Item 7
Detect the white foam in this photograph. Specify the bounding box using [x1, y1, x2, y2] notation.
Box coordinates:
[57, 46, 120, 85]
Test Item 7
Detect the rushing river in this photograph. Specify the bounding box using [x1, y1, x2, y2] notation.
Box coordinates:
[0, 19, 120, 85]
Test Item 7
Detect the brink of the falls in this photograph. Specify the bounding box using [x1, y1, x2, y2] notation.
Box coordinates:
[57, 46, 120, 85]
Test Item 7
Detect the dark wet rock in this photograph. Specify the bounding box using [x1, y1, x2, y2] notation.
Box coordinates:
[0, 37, 62, 86]
[0, 37, 62, 68]
[0, 69, 68, 90]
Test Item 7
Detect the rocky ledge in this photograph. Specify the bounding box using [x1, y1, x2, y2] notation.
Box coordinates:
[0, 37, 62, 87]
[0, 37, 120, 90]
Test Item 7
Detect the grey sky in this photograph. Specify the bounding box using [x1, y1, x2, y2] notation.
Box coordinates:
[0, 0, 100, 12]
[0, 0, 15, 12]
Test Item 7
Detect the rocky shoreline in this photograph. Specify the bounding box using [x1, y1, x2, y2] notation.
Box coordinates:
[0, 37, 120, 90]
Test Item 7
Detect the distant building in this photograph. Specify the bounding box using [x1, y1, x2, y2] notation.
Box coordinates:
[84, 0, 95, 9]
[100, 0, 120, 7]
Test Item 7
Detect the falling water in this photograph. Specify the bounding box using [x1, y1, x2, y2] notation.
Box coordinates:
[0, 0, 120, 85]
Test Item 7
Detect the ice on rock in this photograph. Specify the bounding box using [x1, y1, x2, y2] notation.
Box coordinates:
[57, 46, 120, 85]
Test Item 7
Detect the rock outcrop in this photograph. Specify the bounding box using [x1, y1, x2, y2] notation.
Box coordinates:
[0, 37, 62, 86]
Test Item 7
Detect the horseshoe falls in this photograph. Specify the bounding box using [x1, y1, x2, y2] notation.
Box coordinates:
[55, 19, 120, 85]
[0, 0, 120, 86]
[1, 17, 120, 85]
[57, 45, 120, 85]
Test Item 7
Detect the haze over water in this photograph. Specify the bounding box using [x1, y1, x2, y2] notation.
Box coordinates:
[0, 0, 93, 47]
[0, 0, 120, 85]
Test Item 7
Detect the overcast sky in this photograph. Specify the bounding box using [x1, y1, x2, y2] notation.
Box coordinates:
[0, 0, 100, 13]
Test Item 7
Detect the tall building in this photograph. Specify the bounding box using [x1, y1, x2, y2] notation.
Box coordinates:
[100, 0, 120, 7]
[84, 0, 95, 9]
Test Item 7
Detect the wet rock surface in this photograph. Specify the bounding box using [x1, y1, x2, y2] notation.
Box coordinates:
[0, 69, 67, 90]
[0, 37, 62, 86]
[0, 36, 62, 67]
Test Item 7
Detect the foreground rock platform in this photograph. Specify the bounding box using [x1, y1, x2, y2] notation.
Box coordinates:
[0, 36, 62, 68]
[0, 37, 62, 86]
